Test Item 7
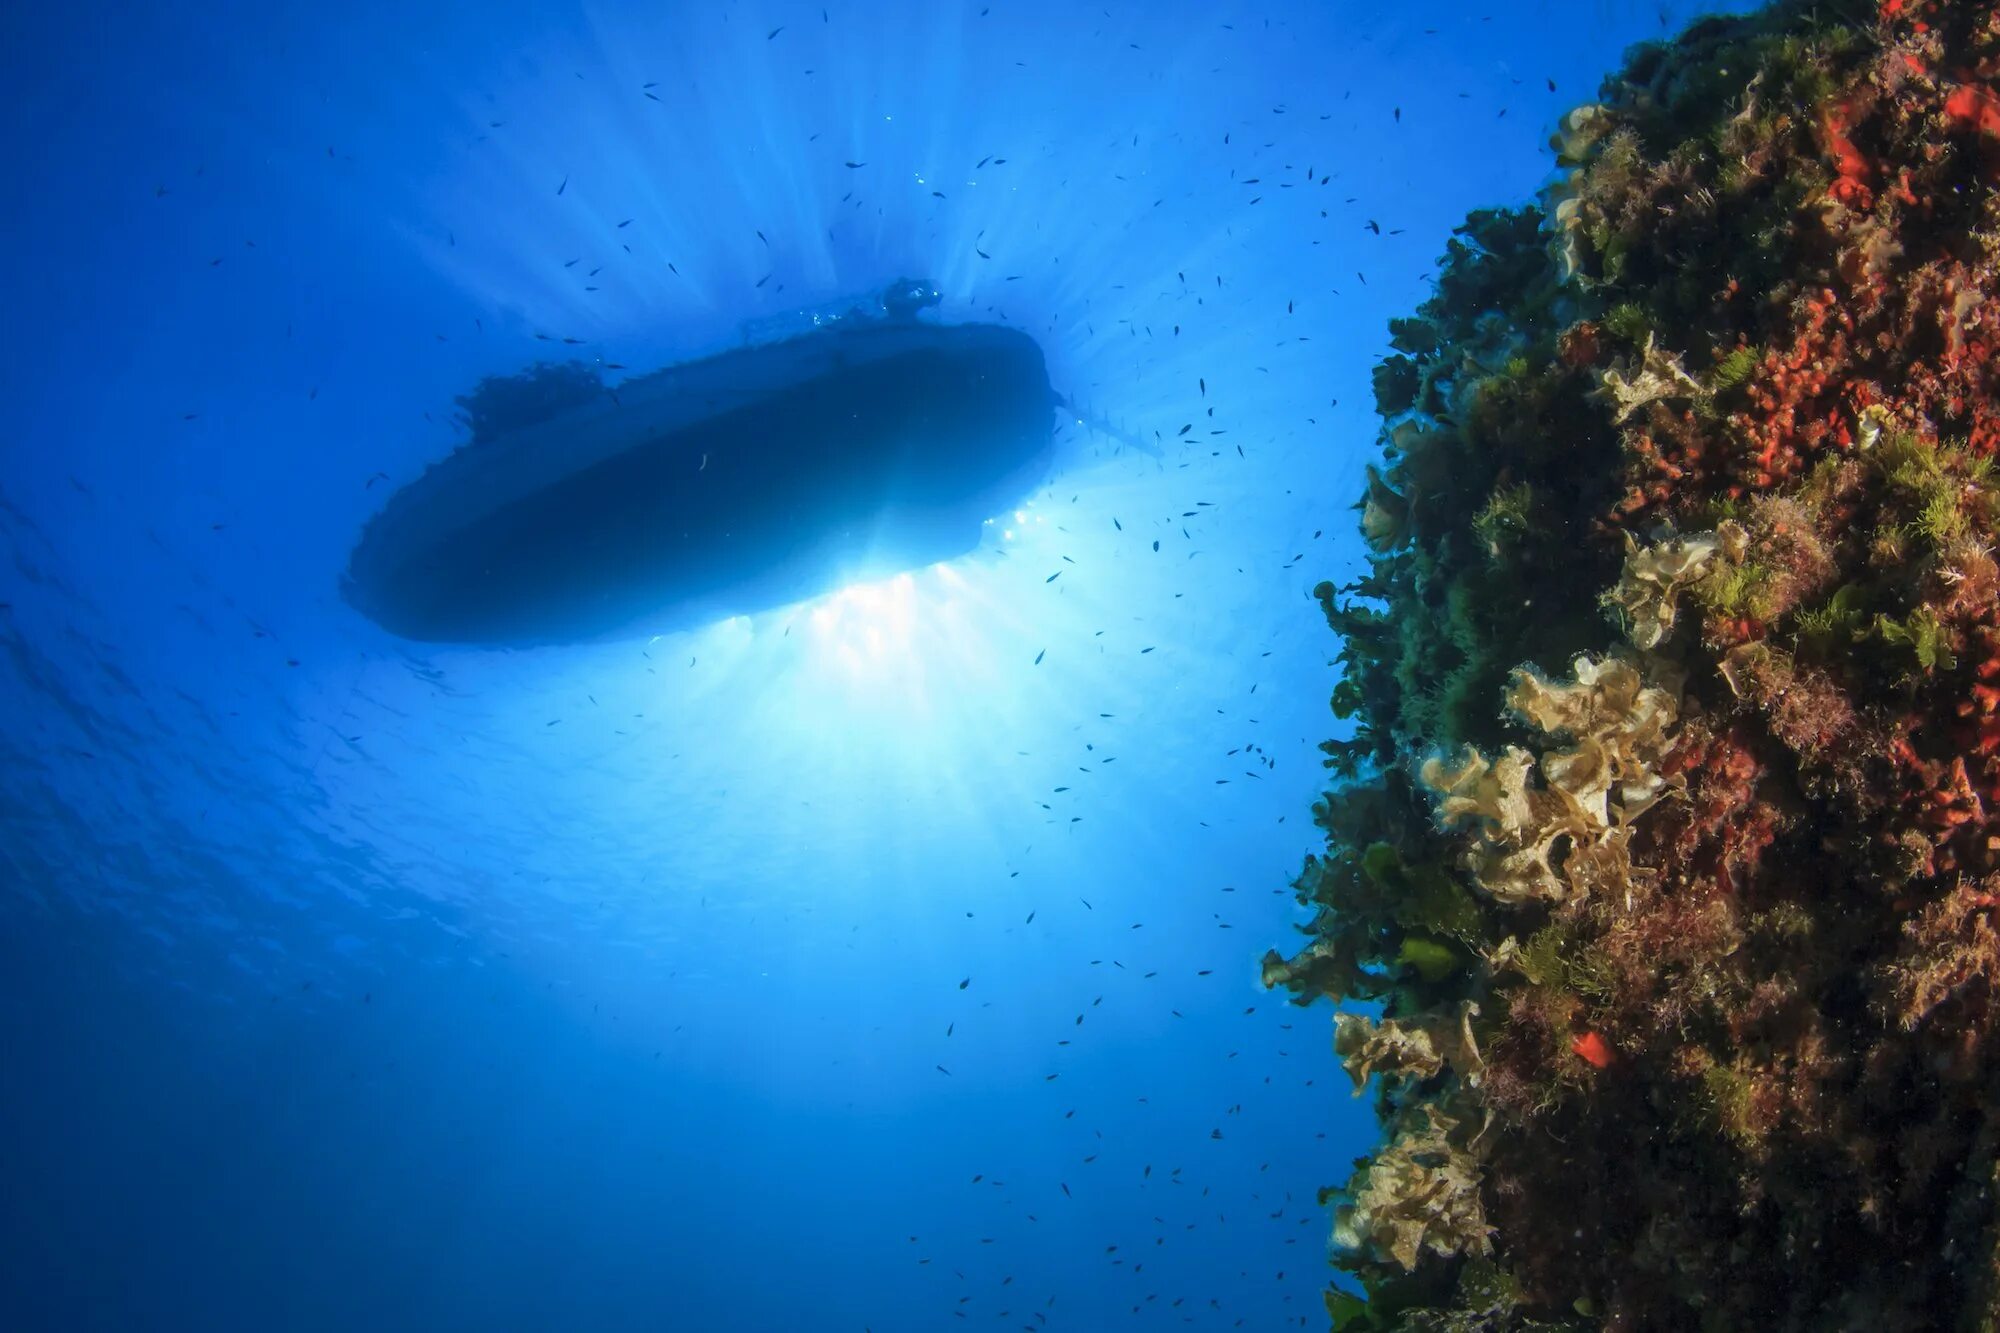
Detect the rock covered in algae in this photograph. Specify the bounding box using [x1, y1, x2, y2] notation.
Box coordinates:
[1267, 2, 2000, 1328]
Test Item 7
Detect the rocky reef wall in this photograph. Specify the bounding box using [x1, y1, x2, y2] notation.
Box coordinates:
[1267, 3, 2000, 1327]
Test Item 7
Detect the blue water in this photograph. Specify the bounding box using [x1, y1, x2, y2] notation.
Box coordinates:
[2, 2, 1734, 1329]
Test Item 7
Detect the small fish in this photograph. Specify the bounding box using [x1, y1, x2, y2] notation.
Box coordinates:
[557, 174, 567, 194]
[767, 25, 784, 39]
[1034, 649, 1045, 664]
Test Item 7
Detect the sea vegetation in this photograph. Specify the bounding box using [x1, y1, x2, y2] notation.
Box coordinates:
[1268, 2, 2000, 1326]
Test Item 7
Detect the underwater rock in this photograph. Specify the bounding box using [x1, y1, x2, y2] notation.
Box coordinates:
[1272, 2, 2000, 1327]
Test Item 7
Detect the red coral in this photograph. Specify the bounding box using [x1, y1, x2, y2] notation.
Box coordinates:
[1945, 753, 1985, 816]
[1959, 625, 2000, 807]
[1730, 289, 1859, 488]
[1878, 265, 2000, 456]
[1943, 80, 2000, 184]
[1617, 403, 1724, 523]
[1886, 631, 2000, 882]
[1945, 83, 2000, 138]
[1607, 59, 2000, 526]
[1821, 99, 1875, 209]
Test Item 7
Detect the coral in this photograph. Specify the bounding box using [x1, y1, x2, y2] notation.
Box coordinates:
[1271, 2, 2000, 1327]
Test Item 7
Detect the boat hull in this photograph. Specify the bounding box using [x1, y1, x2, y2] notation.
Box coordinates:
[344, 321, 1054, 646]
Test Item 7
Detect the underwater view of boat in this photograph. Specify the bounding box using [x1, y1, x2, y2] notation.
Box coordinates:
[343, 280, 1056, 646]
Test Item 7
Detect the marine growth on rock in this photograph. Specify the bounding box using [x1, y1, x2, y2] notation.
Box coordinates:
[1268, 2, 2000, 1327]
